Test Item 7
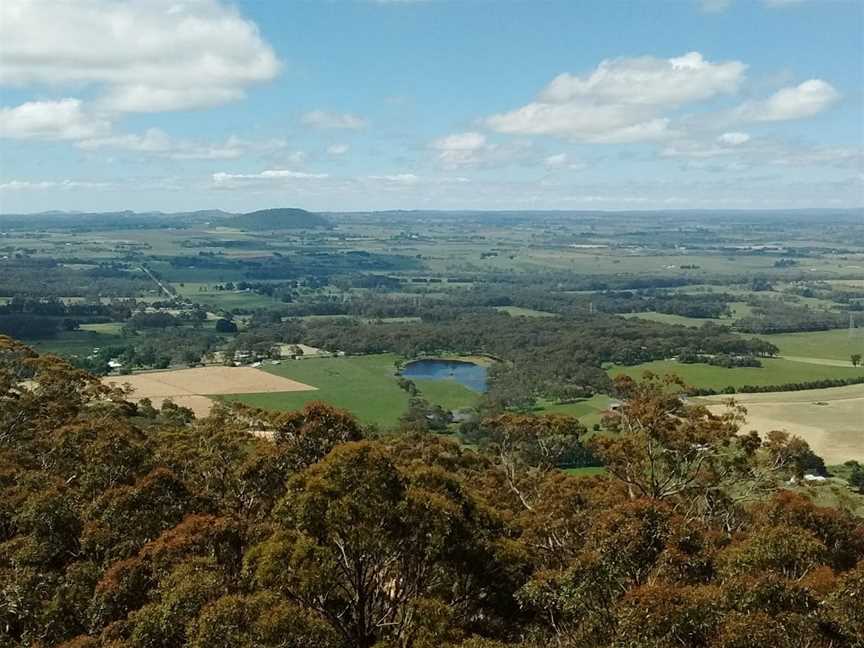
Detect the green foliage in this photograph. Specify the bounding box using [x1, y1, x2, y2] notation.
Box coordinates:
[1, 340, 863, 648]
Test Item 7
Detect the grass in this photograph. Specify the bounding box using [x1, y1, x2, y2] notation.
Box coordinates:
[757, 328, 864, 363]
[79, 322, 125, 335]
[535, 393, 614, 429]
[222, 353, 479, 429]
[26, 330, 124, 357]
[622, 312, 721, 328]
[787, 479, 864, 517]
[611, 357, 864, 390]
[173, 283, 280, 310]
[413, 378, 480, 410]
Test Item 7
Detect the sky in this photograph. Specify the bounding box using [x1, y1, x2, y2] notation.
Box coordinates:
[0, 0, 862, 213]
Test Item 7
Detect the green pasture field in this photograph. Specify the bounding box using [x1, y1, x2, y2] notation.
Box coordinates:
[221, 353, 479, 429]
[26, 330, 124, 357]
[78, 322, 125, 335]
[173, 282, 280, 310]
[413, 378, 481, 411]
[757, 328, 864, 363]
[536, 393, 614, 429]
[611, 357, 864, 391]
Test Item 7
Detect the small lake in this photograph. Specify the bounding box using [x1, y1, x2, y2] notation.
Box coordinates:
[400, 359, 488, 392]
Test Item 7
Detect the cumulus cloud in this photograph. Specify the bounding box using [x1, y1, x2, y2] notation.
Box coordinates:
[301, 110, 367, 129]
[485, 52, 744, 142]
[78, 129, 290, 160]
[431, 132, 492, 165]
[0, 0, 280, 114]
[717, 132, 750, 145]
[734, 80, 839, 121]
[327, 143, 350, 156]
[0, 99, 109, 140]
[539, 52, 745, 105]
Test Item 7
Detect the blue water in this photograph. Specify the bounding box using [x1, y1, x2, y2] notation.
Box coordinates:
[400, 359, 488, 393]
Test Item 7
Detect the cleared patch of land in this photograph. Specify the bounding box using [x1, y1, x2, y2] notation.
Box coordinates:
[700, 384, 864, 464]
[222, 354, 482, 429]
[495, 306, 557, 318]
[756, 328, 864, 363]
[78, 322, 125, 335]
[538, 394, 615, 429]
[224, 354, 417, 428]
[105, 366, 316, 416]
[622, 312, 717, 327]
[611, 358, 864, 390]
[28, 330, 124, 357]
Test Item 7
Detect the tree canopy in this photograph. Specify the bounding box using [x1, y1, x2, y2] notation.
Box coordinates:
[1, 335, 862, 648]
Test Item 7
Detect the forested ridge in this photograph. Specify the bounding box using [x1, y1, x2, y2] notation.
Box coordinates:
[1, 336, 863, 648]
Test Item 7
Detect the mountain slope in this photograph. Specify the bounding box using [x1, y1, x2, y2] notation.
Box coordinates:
[224, 208, 329, 230]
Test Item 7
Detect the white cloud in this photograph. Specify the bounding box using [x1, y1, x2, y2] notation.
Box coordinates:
[0, 99, 109, 140]
[78, 129, 290, 160]
[327, 143, 350, 156]
[301, 110, 367, 129]
[0, 0, 280, 113]
[368, 173, 421, 184]
[763, 0, 807, 7]
[717, 131, 750, 145]
[538, 52, 745, 106]
[429, 131, 547, 167]
[486, 52, 744, 142]
[0, 179, 111, 191]
[734, 80, 839, 121]
[431, 131, 491, 165]
[212, 169, 329, 189]
[661, 133, 861, 171]
[544, 153, 569, 168]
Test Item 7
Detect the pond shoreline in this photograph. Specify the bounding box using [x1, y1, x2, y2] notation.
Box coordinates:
[400, 358, 489, 393]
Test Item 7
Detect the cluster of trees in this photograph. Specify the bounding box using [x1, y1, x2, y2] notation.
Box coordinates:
[0, 298, 134, 340]
[678, 351, 763, 368]
[299, 314, 777, 403]
[0, 259, 151, 298]
[735, 300, 849, 334]
[451, 286, 735, 319]
[2, 342, 862, 648]
[70, 328, 224, 375]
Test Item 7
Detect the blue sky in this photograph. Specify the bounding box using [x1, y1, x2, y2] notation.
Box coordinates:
[0, 0, 861, 213]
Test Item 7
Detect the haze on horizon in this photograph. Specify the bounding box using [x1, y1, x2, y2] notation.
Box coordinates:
[0, 0, 862, 213]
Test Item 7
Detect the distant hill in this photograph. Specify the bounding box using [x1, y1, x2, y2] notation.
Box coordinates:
[224, 208, 329, 230]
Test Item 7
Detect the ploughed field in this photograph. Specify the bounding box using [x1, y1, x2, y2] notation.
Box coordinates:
[700, 383, 864, 465]
[103, 366, 316, 417]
